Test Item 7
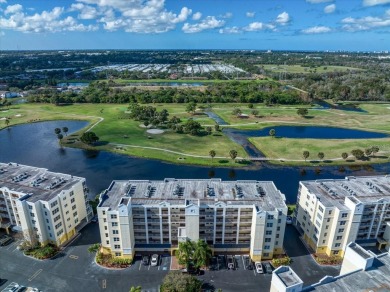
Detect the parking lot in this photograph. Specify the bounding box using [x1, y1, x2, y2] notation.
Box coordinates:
[0, 224, 341, 292]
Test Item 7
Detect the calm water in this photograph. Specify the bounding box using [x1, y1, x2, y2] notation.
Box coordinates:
[57, 82, 90, 87]
[126, 82, 204, 87]
[1, 121, 388, 204]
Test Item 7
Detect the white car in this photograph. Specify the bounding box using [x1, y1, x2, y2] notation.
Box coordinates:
[286, 216, 293, 224]
[255, 262, 263, 274]
[151, 254, 159, 266]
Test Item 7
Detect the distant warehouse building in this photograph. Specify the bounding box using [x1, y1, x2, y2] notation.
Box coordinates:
[0, 162, 93, 246]
[295, 176, 390, 257]
[97, 178, 287, 261]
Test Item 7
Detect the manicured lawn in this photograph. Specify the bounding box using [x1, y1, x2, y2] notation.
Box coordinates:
[258, 64, 363, 74]
[249, 136, 390, 166]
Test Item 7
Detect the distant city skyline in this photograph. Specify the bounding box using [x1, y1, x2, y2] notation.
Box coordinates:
[0, 0, 390, 51]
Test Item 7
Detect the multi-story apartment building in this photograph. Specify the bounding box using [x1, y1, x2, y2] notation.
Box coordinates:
[295, 175, 390, 257]
[97, 178, 287, 261]
[0, 162, 93, 246]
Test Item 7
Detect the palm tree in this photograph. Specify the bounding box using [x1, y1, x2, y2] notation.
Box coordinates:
[4, 118, 10, 127]
[62, 127, 69, 136]
[318, 152, 324, 161]
[303, 151, 309, 161]
[209, 150, 216, 162]
[371, 146, 379, 156]
[269, 129, 276, 138]
[193, 240, 212, 269]
[206, 126, 212, 135]
[129, 286, 142, 292]
[365, 148, 372, 157]
[57, 133, 63, 141]
[214, 124, 220, 132]
[229, 150, 238, 162]
[176, 240, 195, 269]
[341, 152, 348, 160]
[54, 128, 61, 135]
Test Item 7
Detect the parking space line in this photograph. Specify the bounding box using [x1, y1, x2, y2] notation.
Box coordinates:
[139, 260, 142, 270]
[253, 268, 256, 276]
[102, 279, 106, 289]
[28, 269, 43, 281]
[242, 256, 246, 270]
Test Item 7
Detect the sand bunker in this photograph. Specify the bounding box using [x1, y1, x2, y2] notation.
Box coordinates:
[139, 124, 152, 128]
[15, 114, 22, 117]
[146, 129, 164, 134]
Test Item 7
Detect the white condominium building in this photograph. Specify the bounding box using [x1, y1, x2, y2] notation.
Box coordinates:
[0, 162, 93, 246]
[97, 178, 287, 261]
[295, 175, 390, 257]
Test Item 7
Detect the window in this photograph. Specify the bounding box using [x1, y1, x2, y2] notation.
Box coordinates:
[276, 234, 280, 238]
[302, 222, 306, 227]
[102, 211, 106, 215]
[325, 225, 329, 230]
[342, 213, 348, 218]
[328, 210, 332, 215]
[30, 212, 35, 217]
[72, 205, 76, 210]
[103, 218, 107, 223]
[32, 220, 36, 224]
[336, 236, 342, 240]
[318, 206, 324, 213]
[55, 222, 62, 229]
[114, 245, 121, 249]
[66, 211, 69, 215]
[114, 237, 120, 242]
[316, 220, 321, 227]
[338, 228, 344, 233]
[45, 212, 47, 216]
[115, 252, 121, 257]
[52, 208, 59, 215]
[113, 230, 119, 234]
[67, 218, 70, 221]
[64, 204, 68, 208]
[106, 240, 109, 244]
[314, 227, 319, 234]
[334, 251, 339, 255]
[75, 218, 78, 224]
[303, 215, 307, 221]
[340, 221, 346, 226]
[48, 226, 50, 230]
[105, 233, 109, 238]
[71, 198, 75, 204]
[307, 194, 310, 200]
[277, 226, 280, 231]
[51, 201, 58, 208]
[70, 191, 74, 197]
[322, 240, 326, 244]
[112, 222, 118, 227]
[63, 196, 66, 200]
[266, 223, 273, 228]
[317, 213, 323, 220]
[104, 226, 108, 230]
[335, 243, 341, 248]
[28, 205, 33, 210]
[278, 219, 281, 223]
[264, 245, 270, 250]
[265, 238, 271, 242]
[54, 215, 60, 222]
[263, 253, 269, 257]
[49, 233, 52, 237]
[46, 219, 49, 223]
[324, 233, 327, 237]
[73, 211, 77, 217]
[111, 214, 117, 219]
[267, 215, 274, 220]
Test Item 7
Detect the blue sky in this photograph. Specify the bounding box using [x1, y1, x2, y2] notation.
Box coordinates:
[0, 0, 390, 51]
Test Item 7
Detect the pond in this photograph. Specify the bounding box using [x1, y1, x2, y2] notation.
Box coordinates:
[57, 82, 90, 87]
[125, 82, 204, 87]
[1, 121, 388, 204]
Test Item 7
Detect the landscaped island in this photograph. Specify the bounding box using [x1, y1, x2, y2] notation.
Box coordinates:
[1, 101, 390, 167]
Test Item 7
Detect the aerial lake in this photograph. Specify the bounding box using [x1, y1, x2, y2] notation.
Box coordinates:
[1, 121, 388, 204]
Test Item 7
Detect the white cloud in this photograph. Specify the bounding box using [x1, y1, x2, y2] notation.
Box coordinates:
[276, 12, 290, 25]
[324, 4, 336, 13]
[76, 0, 192, 33]
[0, 6, 98, 33]
[363, 0, 390, 6]
[302, 26, 332, 34]
[192, 12, 202, 20]
[221, 12, 232, 18]
[182, 16, 225, 33]
[246, 11, 255, 18]
[342, 10, 390, 31]
[245, 22, 264, 31]
[70, 3, 99, 20]
[4, 4, 23, 14]
[0, 0, 7, 3]
[219, 26, 241, 34]
[306, 0, 333, 3]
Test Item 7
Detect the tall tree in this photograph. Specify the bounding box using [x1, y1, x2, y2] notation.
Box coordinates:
[176, 240, 195, 269]
[80, 132, 99, 145]
[214, 124, 220, 132]
[129, 286, 142, 292]
[185, 102, 197, 115]
[269, 129, 276, 138]
[161, 271, 202, 292]
[57, 133, 63, 141]
[318, 152, 324, 161]
[303, 151, 310, 161]
[365, 148, 372, 157]
[62, 127, 69, 136]
[371, 146, 379, 156]
[4, 117, 10, 127]
[297, 108, 308, 117]
[54, 128, 61, 135]
[341, 152, 348, 160]
[206, 126, 212, 135]
[193, 240, 212, 269]
[229, 150, 238, 162]
[351, 149, 364, 160]
[209, 150, 216, 162]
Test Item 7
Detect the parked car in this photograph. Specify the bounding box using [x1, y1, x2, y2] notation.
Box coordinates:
[264, 262, 273, 274]
[0, 234, 13, 246]
[142, 255, 149, 265]
[91, 216, 98, 223]
[244, 256, 253, 270]
[2, 282, 21, 292]
[151, 254, 159, 266]
[255, 262, 263, 274]
[182, 264, 201, 275]
[286, 216, 293, 225]
[227, 255, 235, 270]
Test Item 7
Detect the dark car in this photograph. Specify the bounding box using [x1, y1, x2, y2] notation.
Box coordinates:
[142, 255, 149, 265]
[264, 262, 273, 274]
[182, 264, 201, 275]
[227, 255, 235, 270]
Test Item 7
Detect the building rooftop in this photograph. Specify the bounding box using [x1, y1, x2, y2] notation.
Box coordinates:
[349, 242, 373, 260]
[301, 175, 390, 210]
[311, 253, 390, 292]
[99, 178, 286, 210]
[275, 266, 303, 287]
[0, 162, 85, 203]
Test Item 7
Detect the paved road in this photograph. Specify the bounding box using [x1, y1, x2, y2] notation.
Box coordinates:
[283, 225, 340, 285]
